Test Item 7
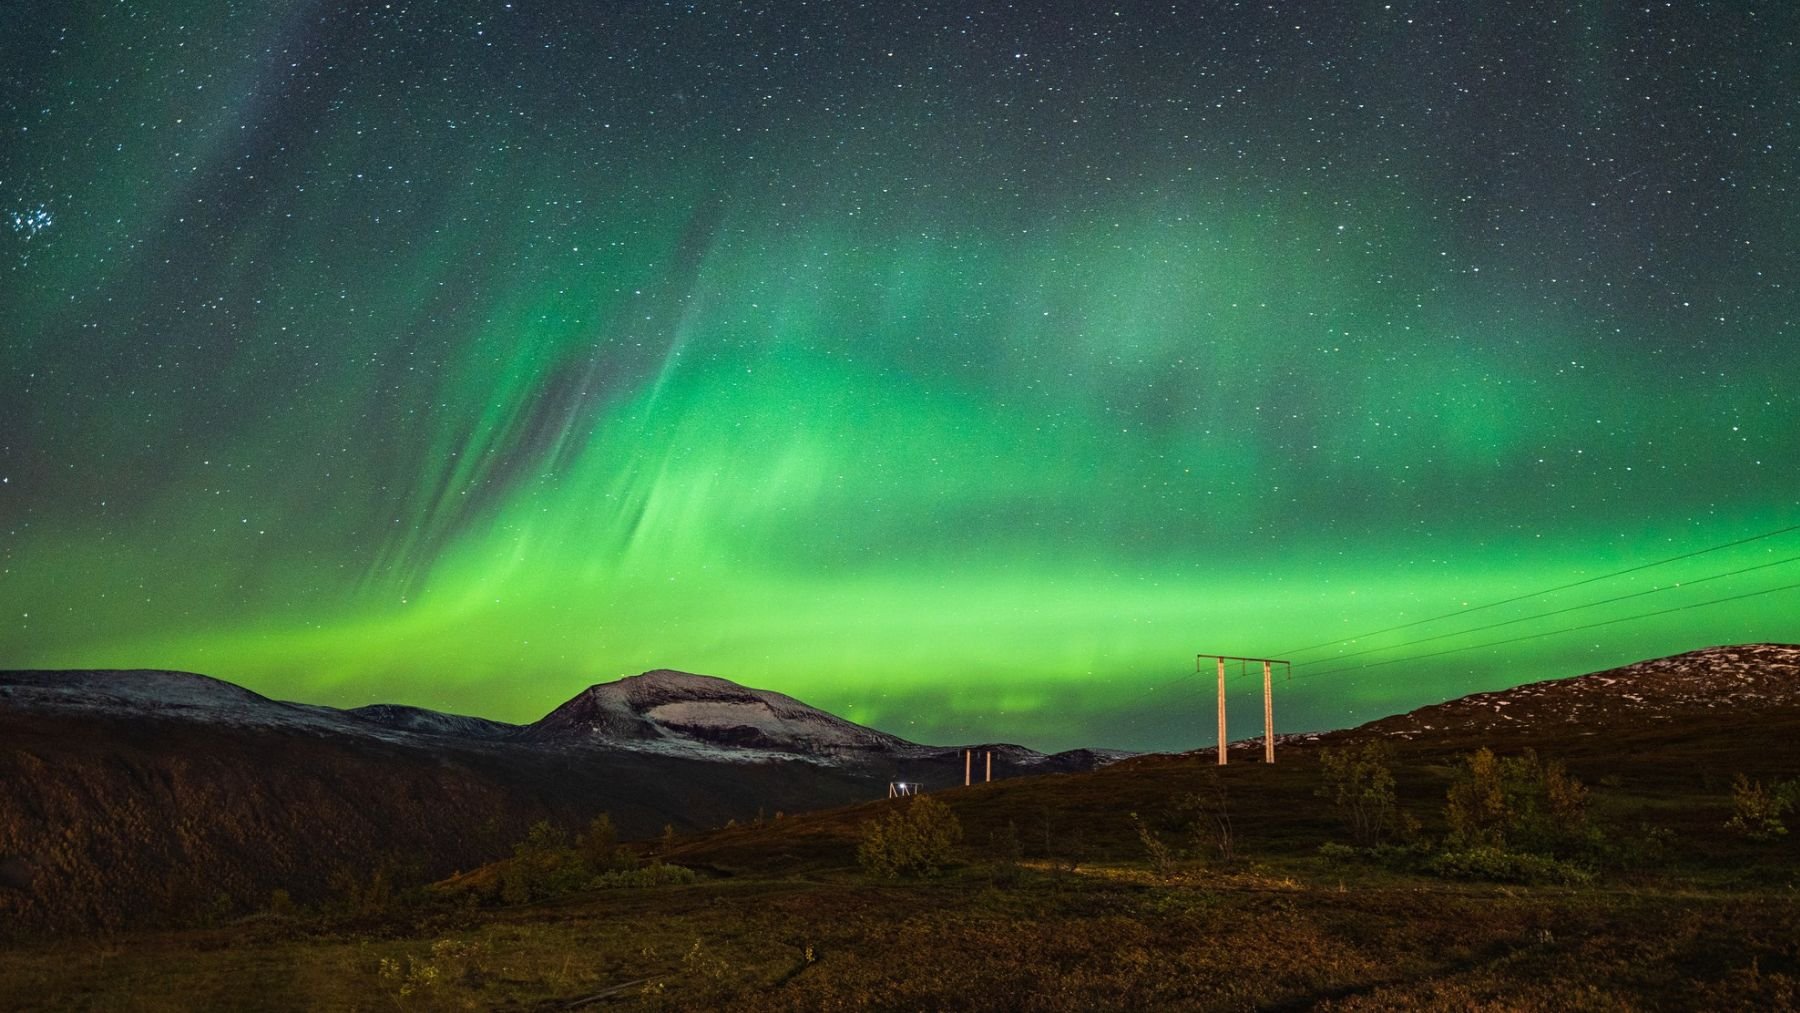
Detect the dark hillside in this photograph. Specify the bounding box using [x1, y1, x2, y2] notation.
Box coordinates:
[0, 710, 874, 934]
[663, 645, 1800, 879]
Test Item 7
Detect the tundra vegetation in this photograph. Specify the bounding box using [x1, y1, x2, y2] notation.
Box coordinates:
[2, 727, 1796, 1011]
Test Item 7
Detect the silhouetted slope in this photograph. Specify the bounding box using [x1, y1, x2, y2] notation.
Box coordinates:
[0, 667, 1119, 934]
[8, 645, 1791, 936]
[0, 704, 882, 934]
[1357, 643, 1800, 742]
[344, 703, 518, 739]
[657, 644, 1800, 879]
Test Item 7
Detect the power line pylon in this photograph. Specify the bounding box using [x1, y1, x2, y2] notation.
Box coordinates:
[1195, 653, 1290, 764]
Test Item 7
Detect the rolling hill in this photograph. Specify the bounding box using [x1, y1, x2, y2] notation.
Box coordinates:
[0, 666, 1117, 933]
[2, 645, 1795, 937]
[2, 645, 1798, 1008]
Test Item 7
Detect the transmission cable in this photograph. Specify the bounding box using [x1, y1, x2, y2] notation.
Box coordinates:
[1285, 552, 1800, 671]
[1285, 578, 1800, 685]
[1275, 521, 1800, 657]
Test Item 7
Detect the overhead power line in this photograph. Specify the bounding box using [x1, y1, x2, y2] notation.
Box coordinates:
[1288, 553, 1800, 671]
[1276, 521, 1800, 657]
[1286, 578, 1800, 685]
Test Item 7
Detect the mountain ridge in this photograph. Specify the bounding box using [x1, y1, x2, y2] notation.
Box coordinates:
[3, 644, 1795, 934]
[0, 665, 1128, 768]
[9, 644, 1796, 763]
[1358, 642, 1800, 742]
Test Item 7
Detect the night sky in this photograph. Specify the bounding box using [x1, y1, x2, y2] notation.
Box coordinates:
[2, 2, 1796, 752]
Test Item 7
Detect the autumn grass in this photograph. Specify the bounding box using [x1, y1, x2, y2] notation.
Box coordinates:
[2, 861, 1796, 1011]
[5, 715, 1798, 1010]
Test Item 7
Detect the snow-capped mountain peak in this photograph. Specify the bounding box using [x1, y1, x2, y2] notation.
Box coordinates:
[525, 669, 913, 760]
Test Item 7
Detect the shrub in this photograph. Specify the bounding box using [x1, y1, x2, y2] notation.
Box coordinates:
[1607, 822, 1675, 872]
[1172, 772, 1235, 864]
[1444, 748, 1511, 849]
[1444, 747, 1594, 857]
[592, 864, 698, 889]
[330, 865, 394, 917]
[378, 937, 491, 1002]
[1725, 774, 1798, 841]
[1317, 839, 1430, 870]
[1317, 739, 1402, 847]
[267, 888, 295, 917]
[1425, 846, 1593, 886]
[1128, 812, 1176, 879]
[579, 813, 635, 874]
[500, 820, 586, 904]
[857, 794, 963, 878]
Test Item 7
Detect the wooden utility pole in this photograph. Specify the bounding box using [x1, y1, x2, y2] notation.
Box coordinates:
[964, 749, 971, 786]
[985, 750, 992, 783]
[1195, 654, 1290, 764]
[1216, 656, 1228, 765]
[1262, 660, 1275, 765]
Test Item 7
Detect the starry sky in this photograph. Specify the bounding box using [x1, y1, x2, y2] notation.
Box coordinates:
[2, 1, 1797, 752]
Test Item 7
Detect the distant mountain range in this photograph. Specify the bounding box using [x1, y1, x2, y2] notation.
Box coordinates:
[2, 644, 1795, 933]
[0, 665, 1126, 769]
[0, 665, 1123, 933]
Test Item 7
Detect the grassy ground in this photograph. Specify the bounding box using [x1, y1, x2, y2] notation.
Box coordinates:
[4, 718, 1797, 1010]
[2, 865, 1795, 1011]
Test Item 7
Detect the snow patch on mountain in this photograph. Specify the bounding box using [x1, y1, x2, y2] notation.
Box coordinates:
[0, 667, 1131, 770]
[525, 669, 918, 763]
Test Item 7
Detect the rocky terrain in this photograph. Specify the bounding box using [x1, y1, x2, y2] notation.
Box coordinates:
[1360, 643, 1800, 742]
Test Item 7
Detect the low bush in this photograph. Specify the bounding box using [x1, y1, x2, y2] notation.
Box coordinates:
[592, 863, 698, 889]
[857, 794, 963, 878]
[578, 813, 636, 873]
[1128, 812, 1177, 879]
[1444, 747, 1599, 859]
[491, 814, 692, 904]
[1725, 773, 1798, 841]
[500, 821, 586, 904]
[1317, 739, 1405, 847]
[1426, 846, 1592, 886]
[1171, 772, 1235, 864]
[1316, 840, 1432, 871]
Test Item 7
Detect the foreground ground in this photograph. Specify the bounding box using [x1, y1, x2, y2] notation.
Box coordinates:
[6, 687, 1800, 1011]
[2, 863, 1795, 1011]
[5, 725, 1799, 1011]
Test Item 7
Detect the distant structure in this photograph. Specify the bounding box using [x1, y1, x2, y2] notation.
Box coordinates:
[1195, 653, 1290, 765]
[963, 748, 993, 785]
[888, 781, 921, 798]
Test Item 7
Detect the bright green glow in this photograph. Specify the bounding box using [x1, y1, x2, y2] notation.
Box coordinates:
[3, 4, 1796, 751]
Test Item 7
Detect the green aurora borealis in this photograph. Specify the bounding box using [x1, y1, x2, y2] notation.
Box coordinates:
[2, 2, 1797, 750]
